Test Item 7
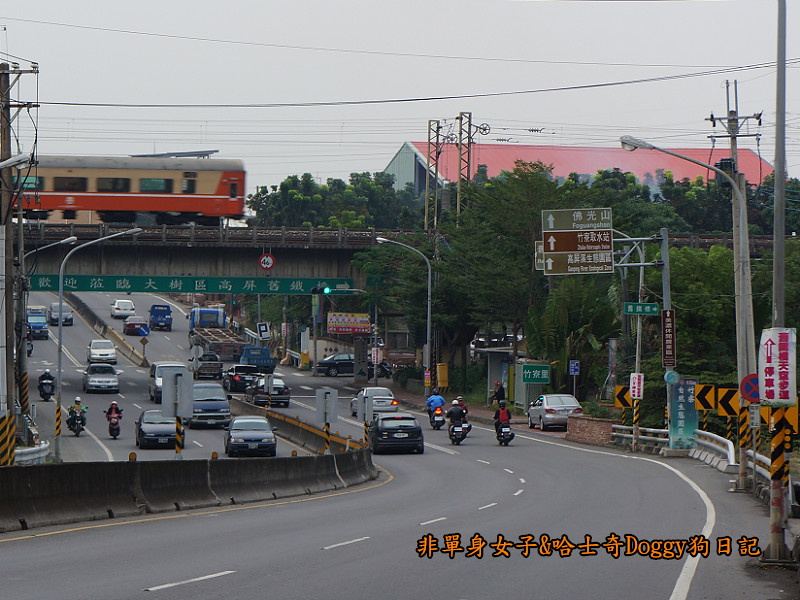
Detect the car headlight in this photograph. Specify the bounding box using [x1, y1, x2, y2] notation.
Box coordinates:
[261, 438, 273, 443]
[193, 408, 202, 414]
[232, 437, 245, 443]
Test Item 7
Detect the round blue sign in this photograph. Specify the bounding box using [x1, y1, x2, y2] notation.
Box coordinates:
[664, 370, 680, 385]
[139, 325, 151, 337]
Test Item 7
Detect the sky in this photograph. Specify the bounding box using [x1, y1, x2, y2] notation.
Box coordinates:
[0, 0, 796, 195]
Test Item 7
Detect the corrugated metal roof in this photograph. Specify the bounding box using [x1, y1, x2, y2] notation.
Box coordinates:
[405, 142, 773, 187]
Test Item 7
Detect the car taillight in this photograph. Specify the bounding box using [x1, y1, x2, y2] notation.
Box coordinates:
[545, 408, 557, 414]
[391, 400, 398, 406]
[234, 375, 240, 381]
[573, 407, 583, 414]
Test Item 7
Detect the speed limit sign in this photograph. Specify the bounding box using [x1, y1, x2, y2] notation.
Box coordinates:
[259, 253, 275, 271]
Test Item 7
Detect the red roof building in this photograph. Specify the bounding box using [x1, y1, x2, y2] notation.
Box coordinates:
[383, 141, 773, 195]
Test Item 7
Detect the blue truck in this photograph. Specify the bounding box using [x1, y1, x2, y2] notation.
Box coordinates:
[187, 306, 248, 361]
[239, 346, 278, 374]
[149, 304, 173, 331]
[27, 305, 50, 340]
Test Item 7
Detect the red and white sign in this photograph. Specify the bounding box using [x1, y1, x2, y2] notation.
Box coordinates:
[758, 328, 797, 406]
[281, 322, 288, 339]
[259, 253, 275, 270]
[327, 312, 371, 334]
[630, 372, 644, 400]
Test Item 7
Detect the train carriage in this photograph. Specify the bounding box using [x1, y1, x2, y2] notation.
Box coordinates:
[14, 155, 246, 225]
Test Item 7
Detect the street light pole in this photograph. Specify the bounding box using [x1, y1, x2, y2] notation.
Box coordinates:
[376, 237, 432, 396]
[55, 228, 141, 460]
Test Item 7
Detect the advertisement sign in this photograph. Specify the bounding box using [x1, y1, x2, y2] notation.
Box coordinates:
[326, 312, 371, 334]
[670, 378, 699, 449]
[630, 372, 644, 400]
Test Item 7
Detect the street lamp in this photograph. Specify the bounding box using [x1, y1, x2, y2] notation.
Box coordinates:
[55, 228, 141, 460]
[620, 134, 756, 478]
[375, 237, 432, 396]
[23, 236, 78, 262]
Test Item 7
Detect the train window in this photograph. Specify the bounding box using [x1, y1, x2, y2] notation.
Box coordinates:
[97, 177, 131, 193]
[139, 178, 174, 193]
[182, 179, 196, 194]
[54, 177, 88, 192]
[13, 175, 43, 191]
[229, 182, 238, 198]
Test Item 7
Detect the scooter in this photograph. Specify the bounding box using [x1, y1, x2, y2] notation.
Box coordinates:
[449, 419, 469, 445]
[38, 380, 55, 402]
[429, 406, 446, 430]
[376, 360, 393, 379]
[106, 411, 122, 439]
[496, 423, 515, 446]
[68, 410, 85, 437]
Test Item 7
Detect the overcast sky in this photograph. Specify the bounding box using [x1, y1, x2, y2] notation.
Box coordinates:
[1, 0, 796, 193]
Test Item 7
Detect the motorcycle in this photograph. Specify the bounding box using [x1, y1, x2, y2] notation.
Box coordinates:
[106, 411, 122, 439]
[38, 379, 55, 402]
[376, 360, 393, 379]
[449, 419, 469, 445]
[429, 406, 446, 430]
[68, 410, 85, 437]
[496, 423, 515, 446]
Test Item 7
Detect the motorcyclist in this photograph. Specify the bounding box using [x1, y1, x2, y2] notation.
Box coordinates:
[38, 369, 55, 400]
[425, 388, 446, 418]
[105, 400, 123, 420]
[494, 401, 511, 434]
[446, 399, 467, 435]
[455, 396, 472, 433]
[67, 396, 87, 430]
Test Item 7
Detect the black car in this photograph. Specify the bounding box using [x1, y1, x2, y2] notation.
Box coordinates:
[135, 410, 185, 449]
[222, 364, 263, 392]
[315, 353, 375, 378]
[245, 376, 291, 408]
[369, 412, 424, 454]
[224, 416, 278, 457]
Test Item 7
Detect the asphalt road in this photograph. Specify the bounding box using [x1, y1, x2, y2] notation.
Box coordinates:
[14, 291, 800, 599]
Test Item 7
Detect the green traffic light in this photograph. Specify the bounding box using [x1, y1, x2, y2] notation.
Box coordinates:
[323, 286, 331, 294]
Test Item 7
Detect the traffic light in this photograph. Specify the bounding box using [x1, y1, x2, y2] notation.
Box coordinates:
[310, 285, 331, 295]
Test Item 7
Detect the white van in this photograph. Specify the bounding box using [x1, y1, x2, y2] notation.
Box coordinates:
[148, 361, 185, 403]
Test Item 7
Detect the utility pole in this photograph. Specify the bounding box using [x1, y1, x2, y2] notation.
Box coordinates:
[1, 63, 14, 466]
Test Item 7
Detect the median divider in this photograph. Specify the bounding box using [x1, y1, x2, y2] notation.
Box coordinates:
[137, 459, 221, 513]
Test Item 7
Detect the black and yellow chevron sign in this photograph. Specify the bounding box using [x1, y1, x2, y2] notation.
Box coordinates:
[614, 385, 632, 409]
[694, 384, 716, 411]
[716, 386, 740, 417]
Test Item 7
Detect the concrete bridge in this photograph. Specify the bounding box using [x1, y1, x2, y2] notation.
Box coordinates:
[19, 223, 784, 294]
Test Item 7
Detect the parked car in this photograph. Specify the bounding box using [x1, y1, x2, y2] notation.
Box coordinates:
[148, 361, 185, 403]
[110, 299, 136, 319]
[87, 339, 117, 364]
[82, 363, 120, 393]
[187, 383, 231, 428]
[222, 364, 263, 392]
[245, 376, 291, 407]
[350, 386, 398, 417]
[224, 415, 278, 457]
[527, 393, 583, 431]
[135, 409, 184, 449]
[369, 412, 424, 454]
[123, 315, 149, 335]
[47, 302, 73, 326]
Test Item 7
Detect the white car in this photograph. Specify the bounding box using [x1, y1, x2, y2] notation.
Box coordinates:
[350, 386, 398, 417]
[110, 299, 135, 319]
[87, 339, 117, 364]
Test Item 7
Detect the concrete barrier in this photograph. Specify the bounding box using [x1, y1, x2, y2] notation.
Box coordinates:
[137, 460, 220, 513]
[0, 461, 142, 532]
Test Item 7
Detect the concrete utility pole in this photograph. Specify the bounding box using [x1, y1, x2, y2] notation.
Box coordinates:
[1, 63, 14, 466]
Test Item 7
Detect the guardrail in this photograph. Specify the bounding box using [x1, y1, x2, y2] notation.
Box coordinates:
[14, 441, 50, 465]
[611, 425, 669, 454]
[689, 430, 738, 473]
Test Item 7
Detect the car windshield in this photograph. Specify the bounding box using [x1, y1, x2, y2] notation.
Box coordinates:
[235, 366, 260, 375]
[143, 412, 173, 424]
[28, 315, 47, 323]
[382, 417, 418, 429]
[366, 387, 392, 397]
[193, 385, 225, 400]
[115, 301, 134, 310]
[547, 396, 579, 407]
[231, 420, 271, 431]
[89, 365, 115, 375]
[92, 341, 114, 349]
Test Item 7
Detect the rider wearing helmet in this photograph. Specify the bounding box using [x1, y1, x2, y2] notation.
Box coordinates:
[446, 399, 467, 435]
[493, 401, 511, 434]
[39, 368, 55, 385]
[106, 400, 123, 420]
[456, 395, 468, 414]
[425, 388, 446, 418]
[67, 396, 87, 429]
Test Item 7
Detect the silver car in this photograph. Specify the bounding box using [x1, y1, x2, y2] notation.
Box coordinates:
[350, 386, 398, 417]
[527, 394, 582, 431]
[82, 363, 120, 393]
[87, 339, 117, 364]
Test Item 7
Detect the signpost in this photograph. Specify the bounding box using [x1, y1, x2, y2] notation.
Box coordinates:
[661, 309, 676, 369]
[569, 360, 579, 396]
[669, 378, 698, 449]
[540, 208, 613, 275]
[629, 372, 644, 400]
[257, 322, 271, 340]
[758, 328, 797, 406]
[259, 253, 275, 271]
[623, 302, 659, 316]
[522, 364, 550, 384]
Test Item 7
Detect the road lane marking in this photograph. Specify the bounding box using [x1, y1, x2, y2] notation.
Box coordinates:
[133, 403, 142, 409]
[504, 468, 514, 474]
[192, 440, 203, 447]
[477, 503, 497, 511]
[85, 428, 114, 462]
[419, 517, 447, 526]
[300, 385, 313, 390]
[513, 489, 524, 496]
[425, 442, 459, 455]
[519, 478, 526, 484]
[477, 459, 491, 464]
[145, 570, 236, 591]
[322, 536, 369, 550]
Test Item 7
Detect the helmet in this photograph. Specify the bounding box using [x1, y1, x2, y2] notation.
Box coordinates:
[452, 399, 459, 405]
[110, 401, 118, 406]
[499, 401, 506, 408]
[74, 396, 82, 403]
[432, 389, 439, 395]
[456, 396, 463, 401]
[495, 380, 500, 385]
[44, 369, 51, 374]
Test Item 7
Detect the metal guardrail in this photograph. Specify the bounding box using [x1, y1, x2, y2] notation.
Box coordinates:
[611, 425, 670, 452]
[14, 441, 50, 465]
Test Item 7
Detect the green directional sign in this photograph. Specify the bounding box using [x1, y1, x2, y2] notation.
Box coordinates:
[28, 275, 355, 295]
[623, 302, 660, 316]
[542, 208, 613, 232]
[522, 364, 551, 384]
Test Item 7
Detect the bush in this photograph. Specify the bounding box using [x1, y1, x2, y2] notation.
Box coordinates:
[582, 401, 612, 419]
[395, 366, 423, 387]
